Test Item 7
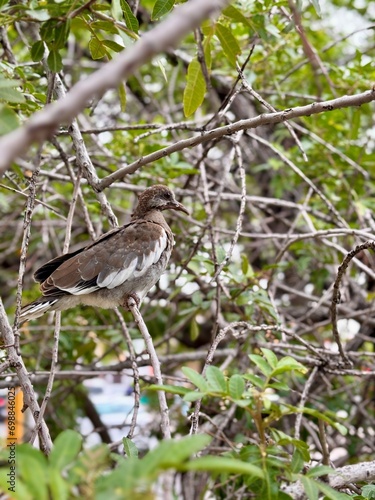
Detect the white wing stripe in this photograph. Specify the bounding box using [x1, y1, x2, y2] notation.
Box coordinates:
[153, 232, 167, 264]
[62, 285, 99, 295]
[106, 259, 137, 289]
[60, 230, 169, 292]
[98, 269, 118, 288]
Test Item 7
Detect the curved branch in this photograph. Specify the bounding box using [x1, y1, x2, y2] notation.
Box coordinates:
[331, 240, 375, 365]
[283, 459, 375, 499]
[96, 88, 375, 191]
[0, 298, 53, 454]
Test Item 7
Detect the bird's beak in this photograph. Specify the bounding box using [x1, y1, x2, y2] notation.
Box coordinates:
[168, 200, 189, 215]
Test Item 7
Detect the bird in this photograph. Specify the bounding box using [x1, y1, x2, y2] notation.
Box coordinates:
[20, 185, 188, 322]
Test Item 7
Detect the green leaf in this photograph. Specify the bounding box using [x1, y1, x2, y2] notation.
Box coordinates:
[190, 317, 199, 341]
[15, 445, 49, 500]
[241, 254, 254, 277]
[123, 437, 139, 459]
[0, 105, 20, 134]
[30, 41, 45, 62]
[290, 449, 305, 474]
[268, 381, 290, 391]
[265, 24, 281, 38]
[142, 434, 211, 473]
[300, 476, 319, 500]
[203, 34, 212, 70]
[118, 81, 126, 112]
[89, 37, 107, 59]
[111, 0, 122, 20]
[243, 373, 265, 389]
[49, 468, 69, 500]
[47, 50, 63, 72]
[228, 374, 245, 399]
[249, 354, 272, 377]
[182, 366, 208, 392]
[151, 0, 175, 20]
[215, 23, 241, 66]
[0, 78, 22, 89]
[0, 86, 25, 103]
[49, 430, 82, 471]
[156, 58, 167, 82]
[182, 456, 264, 479]
[40, 20, 56, 43]
[183, 391, 207, 402]
[0, 476, 33, 500]
[271, 357, 308, 377]
[316, 480, 351, 499]
[92, 20, 119, 35]
[260, 348, 278, 369]
[206, 366, 227, 393]
[362, 485, 375, 499]
[306, 465, 335, 478]
[222, 5, 251, 26]
[120, 0, 139, 33]
[308, 0, 321, 17]
[54, 21, 70, 50]
[285, 404, 347, 435]
[183, 58, 206, 117]
[102, 40, 124, 53]
[148, 384, 191, 396]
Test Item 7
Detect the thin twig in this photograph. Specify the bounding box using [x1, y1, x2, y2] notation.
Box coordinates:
[126, 297, 171, 440]
[0, 298, 53, 454]
[295, 366, 319, 440]
[114, 308, 141, 442]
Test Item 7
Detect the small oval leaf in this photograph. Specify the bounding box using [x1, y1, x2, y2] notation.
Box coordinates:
[30, 40, 45, 62]
[206, 366, 226, 393]
[183, 58, 206, 117]
[47, 50, 63, 72]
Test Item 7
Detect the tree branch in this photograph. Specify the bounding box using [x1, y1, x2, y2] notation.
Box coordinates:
[283, 460, 375, 499]
[96, 88, 375, 191]
[0, 298, 53, 454]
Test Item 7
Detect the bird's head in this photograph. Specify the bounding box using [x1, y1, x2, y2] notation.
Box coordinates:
[132, 185, 189, 217]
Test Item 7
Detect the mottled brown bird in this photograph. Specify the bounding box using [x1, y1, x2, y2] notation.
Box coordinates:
[20, 185, 188, 322]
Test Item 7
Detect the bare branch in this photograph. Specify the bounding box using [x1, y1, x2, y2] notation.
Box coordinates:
[0, 298, 53, 454]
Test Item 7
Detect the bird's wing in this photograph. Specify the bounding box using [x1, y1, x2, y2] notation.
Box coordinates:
[40, 221, 169, 297]
[34, 226, 121, 283]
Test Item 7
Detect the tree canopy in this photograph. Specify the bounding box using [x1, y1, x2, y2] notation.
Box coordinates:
[0, 0, 375, 498]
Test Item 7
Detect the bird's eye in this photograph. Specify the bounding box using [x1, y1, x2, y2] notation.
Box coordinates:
[164, 192, 172, 200]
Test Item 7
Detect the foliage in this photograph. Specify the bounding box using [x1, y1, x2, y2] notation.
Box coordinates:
[0, 0, 375, 498]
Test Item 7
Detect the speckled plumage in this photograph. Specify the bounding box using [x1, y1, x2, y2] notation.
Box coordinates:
[20, 185, 188, 322]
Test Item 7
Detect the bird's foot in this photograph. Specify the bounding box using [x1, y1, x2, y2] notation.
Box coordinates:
[122, 293, 140, 310]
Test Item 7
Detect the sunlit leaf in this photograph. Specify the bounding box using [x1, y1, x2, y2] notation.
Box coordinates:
[120, 0, 139, 33]
[152, 0, 175, 20]
[183, 58, 206, 117]
[215, 23, 241, 66]
[123, 438, 139, 459]
[89, 37, 107, 59]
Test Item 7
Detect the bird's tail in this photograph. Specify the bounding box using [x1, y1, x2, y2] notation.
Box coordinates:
[19, 297, 59, 322]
